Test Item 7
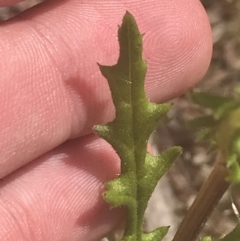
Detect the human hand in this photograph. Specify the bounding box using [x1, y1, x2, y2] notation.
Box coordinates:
[0, 0, 212, 240]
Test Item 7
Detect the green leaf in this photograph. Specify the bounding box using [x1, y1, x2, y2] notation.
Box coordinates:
[218, 223, 240, 241]
[139, 147, 181, 213]
[196, 128, 212, 141]
[190, 92, 237, 116]
[201, 237, 212, 241]
[94, 12, 181, 241]
[226, 153, 240, 182]
[201, 223, 240, 241]
[142, 226, 169, 241]
[187, 116, 216, 128]
[190, 92, 236, 114]
[214, 107, 240, 157]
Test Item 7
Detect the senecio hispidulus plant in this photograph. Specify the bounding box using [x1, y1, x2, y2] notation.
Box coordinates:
[94, 12, 181, 241]
[94, 11, 240, 241]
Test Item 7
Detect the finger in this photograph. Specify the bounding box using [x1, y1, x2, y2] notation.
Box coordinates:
[0, 0, 212, 177]
[0, 135, 123, 241]
[0, 0, 23, 7]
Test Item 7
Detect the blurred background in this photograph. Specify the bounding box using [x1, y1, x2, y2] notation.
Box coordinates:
[1, 1, 240, 240]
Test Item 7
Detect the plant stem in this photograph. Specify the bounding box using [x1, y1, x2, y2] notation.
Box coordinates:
[172, 152, 230, 241]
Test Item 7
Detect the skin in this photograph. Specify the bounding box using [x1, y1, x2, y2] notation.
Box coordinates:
[0, 0, 212, 240]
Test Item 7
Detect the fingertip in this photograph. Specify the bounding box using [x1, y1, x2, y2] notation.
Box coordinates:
[0, 0, 19, 7]
[0, 134, 123, 240]
[0, 0, 212, 179]
[137, 0, 212, 101]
